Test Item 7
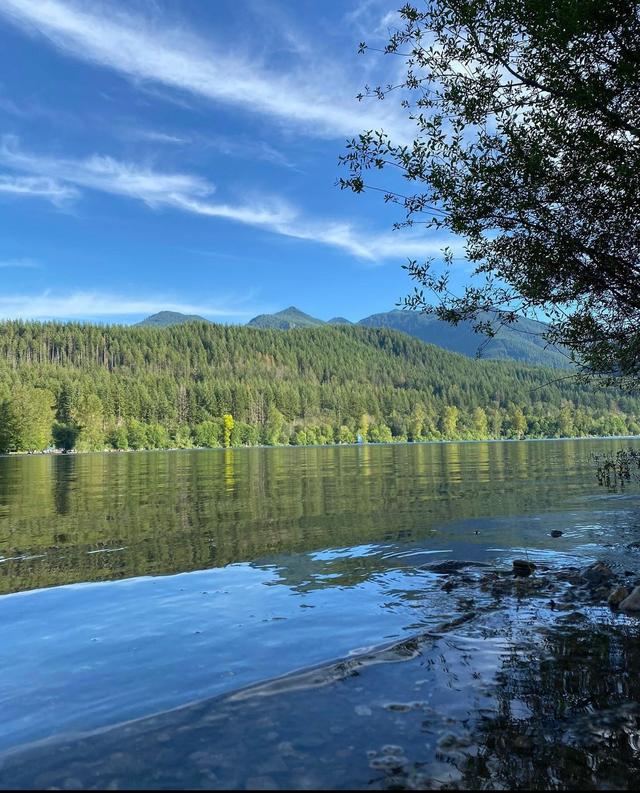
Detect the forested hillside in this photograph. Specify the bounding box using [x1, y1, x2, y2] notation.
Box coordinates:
[142, 306, 566, 368]
[358, 310, 570, 369]
[0, 320, 637, 453]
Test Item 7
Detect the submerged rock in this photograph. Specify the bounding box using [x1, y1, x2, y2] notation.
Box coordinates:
[551, 530, 563, 538]
[619, 586, 640, 612]
[422, 560, 489, 575]
[581, 561, 615, 587]
[608, 586, 630, 608]
[558, 611, 589, 624]
[512, 559, 536, 577]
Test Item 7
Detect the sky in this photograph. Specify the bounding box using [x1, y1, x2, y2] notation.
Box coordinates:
[0, 0, 460, 324]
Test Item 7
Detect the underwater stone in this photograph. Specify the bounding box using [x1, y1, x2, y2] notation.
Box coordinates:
[512, 559, 536, 576]
[581, 561, 615, 587]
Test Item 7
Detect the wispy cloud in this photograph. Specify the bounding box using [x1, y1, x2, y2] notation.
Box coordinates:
[0, 137, 453, 261]
[0, 290, 258, 320]
[0, 173, 78, 203]
[0, 0, 407, 140]
[129, 130, 189, 146]
[0, 256, 40, 269]
[126, 128, 299, 169]
[0, 135, 293, 224]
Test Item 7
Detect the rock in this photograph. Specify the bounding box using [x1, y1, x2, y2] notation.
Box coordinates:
[558, 611, 588, 624]
[608, 586, 630, 608]
[550, 530, 563, 538]
[619, 586, 640, 612]
[512, 559, 536, 577]
[556, 570, 583, 585]
[580, 561, 615, 587]
[436, 611, 477, 631]
[422, 560, 489, 574]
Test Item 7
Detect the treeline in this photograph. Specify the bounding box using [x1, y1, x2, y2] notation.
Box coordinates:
[0, 320, 638, 453]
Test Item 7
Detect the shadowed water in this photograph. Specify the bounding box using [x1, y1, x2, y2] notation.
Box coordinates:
[2, 439, 640, 789]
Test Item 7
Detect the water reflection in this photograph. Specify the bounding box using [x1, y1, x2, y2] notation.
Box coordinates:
[1, 440, 640, 788]
[2, 439, 639, 594]
[2, 607, 640, 790]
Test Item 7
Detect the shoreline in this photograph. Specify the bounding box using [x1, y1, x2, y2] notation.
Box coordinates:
[2, 433, 640, 459]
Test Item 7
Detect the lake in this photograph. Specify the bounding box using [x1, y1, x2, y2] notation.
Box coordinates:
[2, 439, 640, 789]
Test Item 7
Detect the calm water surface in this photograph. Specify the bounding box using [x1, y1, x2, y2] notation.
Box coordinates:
[2, 439, 640, 789]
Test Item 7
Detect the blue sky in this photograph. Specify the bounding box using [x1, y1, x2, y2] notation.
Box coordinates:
[0, 0, 458, 324]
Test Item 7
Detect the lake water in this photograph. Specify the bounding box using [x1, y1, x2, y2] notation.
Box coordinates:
[2, 439, 640, 789]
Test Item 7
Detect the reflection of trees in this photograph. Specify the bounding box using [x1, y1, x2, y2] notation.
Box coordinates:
[52, 453, 75, 516]
[0, 440, 626, 594]
[461, 622, 640, 789]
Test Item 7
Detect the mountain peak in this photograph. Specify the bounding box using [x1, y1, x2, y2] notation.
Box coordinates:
[247, 306, 325, 330]
[136, 311, 211, 328]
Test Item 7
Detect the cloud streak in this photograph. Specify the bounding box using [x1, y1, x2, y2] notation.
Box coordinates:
[0, 290, 258, 320]
[0, 0, 407, 140]
[0, 137, 453, 261]
[0, 173, 78, 203]
[0, 257, 40, 269]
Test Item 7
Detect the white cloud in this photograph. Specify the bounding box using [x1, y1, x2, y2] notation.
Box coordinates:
[0, 290, 257, 320]
[0, 136, 214, 205]
[0, 137, 454, 261]
[0, 173, 78, 203]
[0, 256, 40, 268]
[0, 0, 408, 140]
[273, 219, 457, 262]
[129, 130, 189, 145]
[0, 135, 293, 225]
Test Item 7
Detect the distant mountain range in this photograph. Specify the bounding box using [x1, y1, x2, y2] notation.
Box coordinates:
[357, 310, 569, 369]
[137, 306, 570, 369]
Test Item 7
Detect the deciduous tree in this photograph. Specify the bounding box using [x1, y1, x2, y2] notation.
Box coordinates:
[341, 1, 640, 384]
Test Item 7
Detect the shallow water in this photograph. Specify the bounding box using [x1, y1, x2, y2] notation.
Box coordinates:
[2, 439, 640, 789]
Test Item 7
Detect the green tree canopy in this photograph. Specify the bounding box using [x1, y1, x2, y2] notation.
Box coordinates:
[0, 387, 54, 453]
[340, 1, 640, 385]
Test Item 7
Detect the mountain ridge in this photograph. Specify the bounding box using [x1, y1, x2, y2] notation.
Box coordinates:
[136, 306, 569, 369]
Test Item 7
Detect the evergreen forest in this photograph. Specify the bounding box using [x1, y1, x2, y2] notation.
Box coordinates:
[0, 320, 638, 454]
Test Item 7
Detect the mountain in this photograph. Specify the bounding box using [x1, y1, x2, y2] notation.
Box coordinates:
[245, 305, 569, 368]
[142, 305, 567, 369]
[247, 306, 325, 329]
[137, 311, 211, 328]
[358, 310, 570, 369]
